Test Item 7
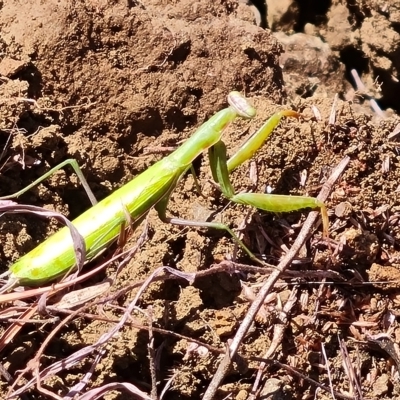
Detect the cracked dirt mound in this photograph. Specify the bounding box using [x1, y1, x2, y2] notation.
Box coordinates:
[0, 1, 400, 399]
[267, 0, 400, 114]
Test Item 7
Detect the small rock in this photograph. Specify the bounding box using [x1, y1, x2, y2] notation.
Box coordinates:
[260, 378, 284, 399]
[334, 201, 353, 218]
[0, 57, 28, 77]
[371, 373, 389, 397]
[367, 263, 400, 290]
[173, 286, 203, 321]
[266, 0, 299, 31]
[341, 227, 379, 264]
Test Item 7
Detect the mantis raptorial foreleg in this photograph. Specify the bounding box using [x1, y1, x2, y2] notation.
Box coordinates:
[157, 109, 328, 265]
[1, 91, 327, 288]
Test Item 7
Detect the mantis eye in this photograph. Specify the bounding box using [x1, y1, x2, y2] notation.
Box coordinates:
[227, 91, 257, 119]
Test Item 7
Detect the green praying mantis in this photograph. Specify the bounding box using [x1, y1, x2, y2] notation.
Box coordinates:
[0, 91, 328, 289]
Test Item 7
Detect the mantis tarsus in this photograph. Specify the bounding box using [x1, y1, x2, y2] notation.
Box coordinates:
[1, 92, 328, 288]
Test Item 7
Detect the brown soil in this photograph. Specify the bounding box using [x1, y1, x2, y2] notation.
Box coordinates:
[0, 1, 400, 399]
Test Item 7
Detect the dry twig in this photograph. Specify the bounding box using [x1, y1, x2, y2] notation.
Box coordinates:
[203, 156, 350, 400]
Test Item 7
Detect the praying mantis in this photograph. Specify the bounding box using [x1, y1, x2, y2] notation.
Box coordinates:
[1, 91, 328, 288]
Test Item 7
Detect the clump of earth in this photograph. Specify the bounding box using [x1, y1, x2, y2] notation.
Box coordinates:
[0, 1, 399, 399]
[264, 0, 400, 115]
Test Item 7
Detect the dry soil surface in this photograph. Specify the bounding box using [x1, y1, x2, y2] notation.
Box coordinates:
[0, 1, 400, 399]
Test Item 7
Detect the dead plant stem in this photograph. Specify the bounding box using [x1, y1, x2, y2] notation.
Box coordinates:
[203, 156, 350, 400]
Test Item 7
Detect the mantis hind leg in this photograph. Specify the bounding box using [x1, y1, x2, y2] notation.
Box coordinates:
[154, 196, 263, 265]
[0, 159, 97, 206]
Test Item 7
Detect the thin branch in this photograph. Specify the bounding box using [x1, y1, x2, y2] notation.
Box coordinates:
[202, 156, 350, 400]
